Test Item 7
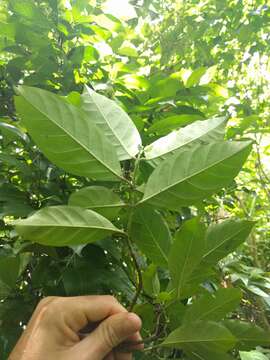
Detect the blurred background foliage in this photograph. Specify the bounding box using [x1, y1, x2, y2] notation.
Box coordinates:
[0, 0, 270, 358]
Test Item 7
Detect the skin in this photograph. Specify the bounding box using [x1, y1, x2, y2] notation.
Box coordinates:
[9, 295, 143, 360]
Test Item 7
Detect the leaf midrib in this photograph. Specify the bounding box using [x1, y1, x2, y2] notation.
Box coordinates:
[71, 203, 125, 209]
[163, 337, 233, 345]
[16, 222, 122, 232]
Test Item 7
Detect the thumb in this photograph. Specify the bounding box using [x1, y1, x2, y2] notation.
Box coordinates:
[76, 312, 142, 360]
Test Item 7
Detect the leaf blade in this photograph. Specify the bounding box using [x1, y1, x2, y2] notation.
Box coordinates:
[14, 206, 123, 246]
[162, 321, 236, 353]
[202, 219, 255, 266]
[184, 288, 242, 324]
[82, 86, 141, 160]
[169, 218, 206, 298]
[131, 206, 172, 267]
[223, 320, 270, 350]
[15, 85, 121, 181]
[141, 141, 252, 211]
[144, 116, 226, 165]
[68, 186, 125, 220]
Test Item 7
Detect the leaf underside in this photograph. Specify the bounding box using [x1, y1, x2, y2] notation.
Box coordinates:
[141, 141, 252, 210]
[15, 86, 121, 181]
[14, 206, 123, 246]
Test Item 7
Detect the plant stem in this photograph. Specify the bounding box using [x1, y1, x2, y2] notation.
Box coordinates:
[125, 210, 143, 312]
[123, 149, 145, 311]
[132, 147, 143, 187]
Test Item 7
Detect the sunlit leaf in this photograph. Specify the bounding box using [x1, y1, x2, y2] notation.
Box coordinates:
[147, 114, 205, 135]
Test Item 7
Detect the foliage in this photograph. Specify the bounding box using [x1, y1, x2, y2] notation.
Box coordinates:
[0, 0, 270, 359]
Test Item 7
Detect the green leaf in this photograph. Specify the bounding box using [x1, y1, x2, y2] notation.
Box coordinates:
[208, 83, 229, 98]
[0, 184, 27, 203]
[0, 184, 33, 217]
[118, 41, 138, 57]
[186, 67, 207, 88]
[240, 351, 269, 360]
[14, 206, 124, 246]
[68, 186, 125, 220]
[187, 265, 215, 284]
[64, 92, 82, 107]
[0, 254, 30, 297]
[184, 288, 242, 324]
[202, 220, 255, 266]
[0, 282, 11, 298]
[0, 201, 33, 218]
[141, 141, 252, 211]
[0, 121, 27, 142]
[93, 14, 122, 32]
[144, 117, 226, 165]
[149, 77, 182, 99]
[142, 264, 160, 297]
[62, 247, 132, 298]
[84, 45, 99, 61]
[223, 320, 270, 350]
[147, 114, 205, 135]
[199, 65, 218, 85]
[0, 153, 31, 174]
[162, 321, 236, 354]
[169, 218, 206, 299]
[0, 22, 15, 39]
[134, 303, 155, 338]
[0, 257, 20, 289]
[81, 86, 141, 160]
[131, 206, 172, 267]
[185, 350, 235, 360]
[166, 301, 186, 331]
[15, 86, 121, 181]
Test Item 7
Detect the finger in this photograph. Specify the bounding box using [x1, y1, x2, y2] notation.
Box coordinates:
[40, 295, 127, 332]
[75, 312, 142, 360]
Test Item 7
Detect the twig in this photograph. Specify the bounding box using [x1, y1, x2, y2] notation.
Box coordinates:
[124, 149, 145, 311]
[131, 147, 144, 187]
[125, 212, 143, 312]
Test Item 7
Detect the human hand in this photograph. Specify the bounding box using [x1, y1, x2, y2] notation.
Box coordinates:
[9, 295, 142, 360]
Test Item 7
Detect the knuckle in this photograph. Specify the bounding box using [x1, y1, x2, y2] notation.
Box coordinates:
[100, 322, 119, 349]
[38, 297, 63, 320]
[104, 295, 118, 304]
[38, 296, 57, 309]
